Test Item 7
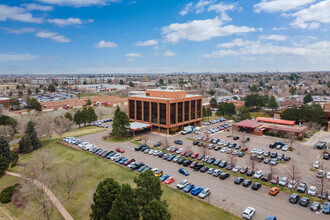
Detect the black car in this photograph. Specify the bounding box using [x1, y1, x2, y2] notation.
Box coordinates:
[284, 156, 291, 161]
[174, 140, 183, 145]
[153, 142, 160, 147]
[269, 143, 276, 148]
[233, 136, 239, 140]
[194, 163, 204, 171]
[200, 166, 209, 172]
[299, 197, 310, 207]
[263, 151, 270, 157]
[131, 162, 144, 170]
[246, 170, 255, 176]
[310, 202, 321, 212]
[257, 156, 264, 162]
[234, 177, 244, 185]
[264, 158, 270, 164]
[167, 154, 176, 161]
[158, 152, 165, 158]
[219, 161, 227, 168]
[220, 172, 230, 180]
[193, 141, 199, 145]
[252, 182, 261, 190]
[214, 146, 221, 151]
[289, 193, 300, 204]
[270, 152, 277, 158]
[207, 157, 216, 164]
[324, 153, 329, 160]
[135, 144, 146, 151]
[242, 179, 252, 187]
[183, 160, 192, 166]
[238, 152, 245, 157]
[177, 158, 184, 164]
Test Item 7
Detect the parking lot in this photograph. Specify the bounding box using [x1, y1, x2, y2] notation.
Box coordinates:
[73, 122, 329, 220]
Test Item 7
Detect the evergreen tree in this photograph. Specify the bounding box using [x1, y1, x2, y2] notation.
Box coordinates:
[0, 137, 12, 162]
[25, 121, 41, 150]
[234, 107, 251, 122]
[86, 99, 92, 106]
[27, 89, 32, 95]
[245, 94, 265, 109]
[207, 107, 212, 118]
[114, 106, 121, 119]
[90, 178, 120, 220]
[35, 87, 40, 94]
[268, 95, 278, 111]
[202, 106, 207, 118]
[120, 80, 124, 85]
[48, 84, 56, 92]
[129, 82, 135, 87]
[134, 169, 163, 207]
[81, 108, 89, 126]
[18, 134, 33, 154]
[303, 93, 313, 104]
[27, 98, 42, 111]
[74, 110, 83, 128]
[0, 155, 9, 176]
[111, 110, 129, 138]
[64, 112, 73, 121]
[142, 199, 171, 220]
[18, 91, 23, 96]
[108, 184, 139, 220]
[88, 107, 98, 123]
[209, 98, 217, 108]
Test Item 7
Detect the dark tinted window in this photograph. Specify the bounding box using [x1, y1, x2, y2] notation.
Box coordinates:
[160, 103, 166, 125]
[177, 102, 183, 123]
[152, 102, 158, 123]
[170, 103, 176, 124]
[197, 99, 201, 118]
[184, 101, 189, 121]
[191, 100, 195, 120]
[136, 101, 142, 120]
[129, 100, 135, 119]
[143, 101, 149, 122]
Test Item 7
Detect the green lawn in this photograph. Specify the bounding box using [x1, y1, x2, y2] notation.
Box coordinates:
[61, 126, 107, 138]
[8, 140, 240, 220]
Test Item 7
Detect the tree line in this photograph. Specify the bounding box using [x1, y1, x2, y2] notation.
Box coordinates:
[73, 107, 98, 127]
[90, 169, 170, 220]
[280, 103, 325, 125]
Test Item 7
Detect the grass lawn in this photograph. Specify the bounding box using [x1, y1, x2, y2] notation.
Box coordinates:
[61, 126, 107, 138]
[130, 140, 143, 145]
[103, 136, 133, 143]
[185, 137, 197, 141]
[8, 140, 240, 220]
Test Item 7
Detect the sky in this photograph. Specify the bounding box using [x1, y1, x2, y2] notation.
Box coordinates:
[0, 0, 330, 74]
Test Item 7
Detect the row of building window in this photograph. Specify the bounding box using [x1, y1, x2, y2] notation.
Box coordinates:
[129, 100, 201, 125]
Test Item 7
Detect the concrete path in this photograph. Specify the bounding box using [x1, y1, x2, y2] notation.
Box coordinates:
[6, 171, 74, 220]
[0, 206, 14, 220]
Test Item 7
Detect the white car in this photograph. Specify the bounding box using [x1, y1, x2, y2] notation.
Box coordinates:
[279, 177, 288, 186]
[242, 207, 255, 219]
[327, 172, 330, 180]
[226, 149, 232, 154]
[176, 179, 189, 189]
[288, 180, 297, 189]
[220, 147, 228, 153]
[148, 150, 154, 155]
[317, 170, 325, 178]
[313, 161, 320, 169]
[254, 170, 263, 179]
[251, 148, 258, 154]
[110, 153, 121, 160]
[233, 150, 239, 155]
[232, 166, 241, 173]
[256, 149, 264, 155]
[198, 188, 211, 199]
[176, 148, 184, 154]
[213, 169, 222, 177]
[308, 186, 317, 196]
[207, 168, 215, 174]
[153, 150, 160, 156]
[282, 145, 289, 151]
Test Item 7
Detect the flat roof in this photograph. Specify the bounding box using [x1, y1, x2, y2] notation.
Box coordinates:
[129, 94, 201, 100]
[256, 117, 296, 126]
[234, 119, 262, 129]
[129, 122, 152, 130]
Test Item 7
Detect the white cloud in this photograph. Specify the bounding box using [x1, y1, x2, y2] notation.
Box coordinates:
[162, 17, 258, 43]
[94, 40, 118, 48]
[0, 4, 43, 23]
[36, 31, 70, 43]
[36, 0, 120, 7]
[291, 0, 330, 29]
[217, 39, 254, 48]
[24, 3, 53, 11]
[125, 53, 142, 57]
[163, 50, 177, 57]
[3, 27, 35, 34]
[195, 0, 216, 14]
[203, 40, 330, 63]
[48, 17, 83, 26]
[259, 34, 286, 41]
[0, 53, 38, 63]
[208, 2, 240, 22]
[179, 2, 193, 16]
[135, 39, 158, 46]
[254, 0, 316, 13]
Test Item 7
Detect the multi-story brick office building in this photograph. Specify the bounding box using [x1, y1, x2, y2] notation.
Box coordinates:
[128, 89, 203, 134]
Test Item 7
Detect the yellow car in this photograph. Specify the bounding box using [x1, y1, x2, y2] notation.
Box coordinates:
[135, 136, 142, 141]
[154, 170, 163, 177]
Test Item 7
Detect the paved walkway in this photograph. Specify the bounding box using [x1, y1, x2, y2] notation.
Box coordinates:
[0, 206, 14, 220]
[6, 171, 74, 220]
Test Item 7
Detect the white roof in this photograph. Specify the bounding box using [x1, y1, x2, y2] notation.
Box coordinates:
[129, 122, 152, 130]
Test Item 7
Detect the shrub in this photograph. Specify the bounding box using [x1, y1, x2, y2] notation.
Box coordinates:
[0, 184, 20, 204]
[288, 147, 294, 151]
[297, 136, 304, 141]
[10, 151, 18, 168]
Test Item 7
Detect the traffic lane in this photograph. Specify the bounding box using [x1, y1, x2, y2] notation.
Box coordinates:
[79, 134, 328, 220]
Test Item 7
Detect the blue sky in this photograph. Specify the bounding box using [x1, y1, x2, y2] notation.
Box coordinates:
[0, 0, 329, 74]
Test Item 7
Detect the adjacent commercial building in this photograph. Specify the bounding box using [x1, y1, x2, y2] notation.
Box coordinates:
[128, 89, 202, 134]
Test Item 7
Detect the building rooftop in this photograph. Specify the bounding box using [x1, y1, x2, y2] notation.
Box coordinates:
[129, 89, 201, 100]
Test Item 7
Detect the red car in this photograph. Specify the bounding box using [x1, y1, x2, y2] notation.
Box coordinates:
[171, 147, 178, 152]
[180, 151, 187, 156]
[241, 147, 248, 152]
[124, 159, 135, 166]
[164, 176, 175, 184]
[116, 148, 125, 153]
[189, 161, 198, 168]
[191, 152, 199, 158]
[240, 166, 249, 174]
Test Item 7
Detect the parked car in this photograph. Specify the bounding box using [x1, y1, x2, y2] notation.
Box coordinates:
[198, 188, 210, 199]
[176, 179, 189, 189]
[116, 148, 125, 153]
[220, 172, 230, 180]
[252, 182, 261, 190]
[254, 170, 263, 179]
[288, 180, 297, 189]
[313, 161, 320, 169]
[261, 172, 271, 182]
[271, 175, 279, 184]
[297, 182, 308, 193]
[191, 186, 203, 196]
[179, 168, 190, 176]
[234, 177, 244, 185]
[242, 207, 255, 219]
[299, 197, 310, 207]
[174, 140, 183, 145]
[233, 136, 239, 140]
[164, 176, 175, 184]
[310, 201, 321, 212]
[322, 202, 330, 214]
[318, 190, 328, 200]
[269, 187, 279, 196]
[242, 179, 252, 187]
[317, 170, 325, 178]
[308, 186, 317, 196]
[183, 183, 195, 193]
[183, 159, 193, 167]
[289, 193, 300, 204]
[213, 169, 222, 177]
[135, 136, 142, 141]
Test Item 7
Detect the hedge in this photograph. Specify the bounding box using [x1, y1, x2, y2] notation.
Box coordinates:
[0, 184, 20, 204]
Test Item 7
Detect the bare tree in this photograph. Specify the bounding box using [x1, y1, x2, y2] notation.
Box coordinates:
[287, 159, 300, 189]
[269, 164, 276, 178]
[199, 142, 209, 159]
[163, 136, 169, 150]
[53, 116, 73, 139]
[286, 131, 297, 149]
[56, 165, 81, 200]
[250, 156, 257, 172]
[36, 117, 54, 140]
[142, 136, 149, 145]
[227, 151, 237, 167]
[316, 163, 328, 200]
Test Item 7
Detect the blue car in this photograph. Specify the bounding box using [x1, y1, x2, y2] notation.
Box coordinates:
[322, 202, 330, 214]
[179, 168, 190, 176]
[191, 186, 203, 196]
[160, 174, 170, 182]
[119, 157, 128, 164]
[183, 183, 195, 193]
[265, 215, 277, 220]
